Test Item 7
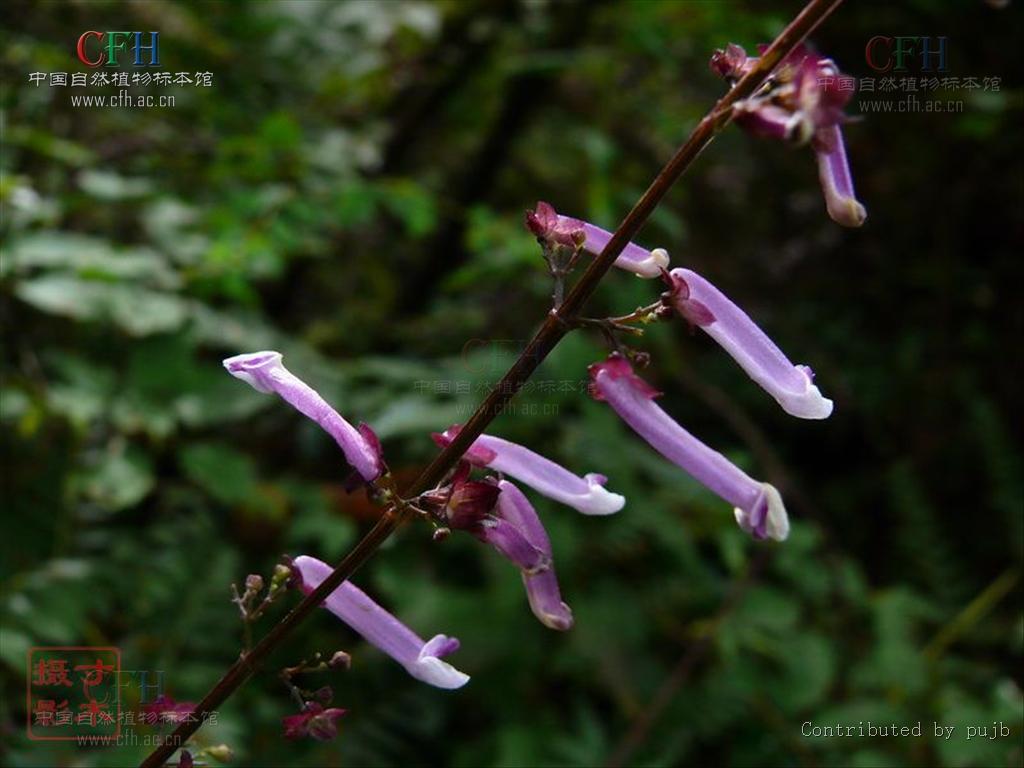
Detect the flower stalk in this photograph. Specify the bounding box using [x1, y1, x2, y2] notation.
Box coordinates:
[140, 3, 846, 763]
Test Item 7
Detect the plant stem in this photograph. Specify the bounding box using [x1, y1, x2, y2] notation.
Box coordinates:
[140, 2, 843, 764]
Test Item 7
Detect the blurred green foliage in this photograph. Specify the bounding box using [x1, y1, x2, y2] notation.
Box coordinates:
[1, 1, 1022, 766]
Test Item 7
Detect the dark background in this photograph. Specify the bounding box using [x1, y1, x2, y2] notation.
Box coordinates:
[2, 1, 1022, 766]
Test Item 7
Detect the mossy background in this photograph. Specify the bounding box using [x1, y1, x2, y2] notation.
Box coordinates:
[1, 1, 1021, 766]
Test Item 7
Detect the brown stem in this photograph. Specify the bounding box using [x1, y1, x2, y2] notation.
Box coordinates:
[140, 2, 843, 764]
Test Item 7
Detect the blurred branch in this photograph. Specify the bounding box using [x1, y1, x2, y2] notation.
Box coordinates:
[409, 0, 603, 306]
[923, 567, 1020, 662]
[140, 1, 845, 764]
[605, 549, 773, 768]
[379, 0, 521, 172]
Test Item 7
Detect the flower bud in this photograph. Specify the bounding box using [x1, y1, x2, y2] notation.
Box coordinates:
[328, 651, 352, 670]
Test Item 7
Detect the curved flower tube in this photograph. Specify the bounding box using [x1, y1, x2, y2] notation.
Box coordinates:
[814, 125, 867, 228]
[496, 480, 574, 630]
[577, 221, 670, 278]
[477, 516, 551, 574]
[433, 426, 625, 516]
[292, 556, 469, 689]
[423, 462, 547, 572]
[434, 470, 568, 625]
[223, 351, 383, 482]
[526, 201, 669, 278]
[710, 43, 867, 228]
[665, 269, 833, 420]
[589, 356, 789, 541]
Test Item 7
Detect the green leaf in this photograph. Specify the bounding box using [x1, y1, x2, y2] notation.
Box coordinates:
[78, 170, 154, 200]
[78, 444, 155, 512]
[45, 353, 116, 428]
[179, 442, 258, 505]
[5, 125, 95, 166]
[16, 276, 190, 336]
[370, 395, 467, 440]
[378, 179, 437, 237]
[0, 625, 32, 672]
[5, 232, 178, 287]
[285, 483, 356, 559]
[771, 632, 836, 711]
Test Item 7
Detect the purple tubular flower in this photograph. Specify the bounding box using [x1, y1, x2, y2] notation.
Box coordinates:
[223, 351, 383, 482]
[496, 480, 573, 630]
[589, 356, 789, 541]
[477, 516, 551, 574]
[525, 202, 669, 278]
[433, 426, 625, 515]
[425, 462, 546, 572]
[437, 471, 547, 572]
[292, 556, 469, 689]
[436, 471, 564, 622]
[577, 221, 670, 278]
[665, 269, 833, 420]
[711, 43, 867, 227]
[814, 124, 867, 228]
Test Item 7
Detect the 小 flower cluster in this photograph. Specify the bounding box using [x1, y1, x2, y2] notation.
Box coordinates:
[219, 40, 858, 717]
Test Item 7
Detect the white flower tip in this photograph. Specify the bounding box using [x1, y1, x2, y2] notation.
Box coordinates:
[577, 474, 625, 515]
[629, 247, 670, 278]
[761, 483, 789, 541]
[779, 386, 833, 420]
[828, 196, 867, 228]
[222, 350, 283, 393]
[733, 506, 748, 528]
[734, 484, 789, 542]
[410, 634, 469, 689]
[539, 605, 574, 631]
[778, 366, 833, 420]
[410, 654, 470, 690]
